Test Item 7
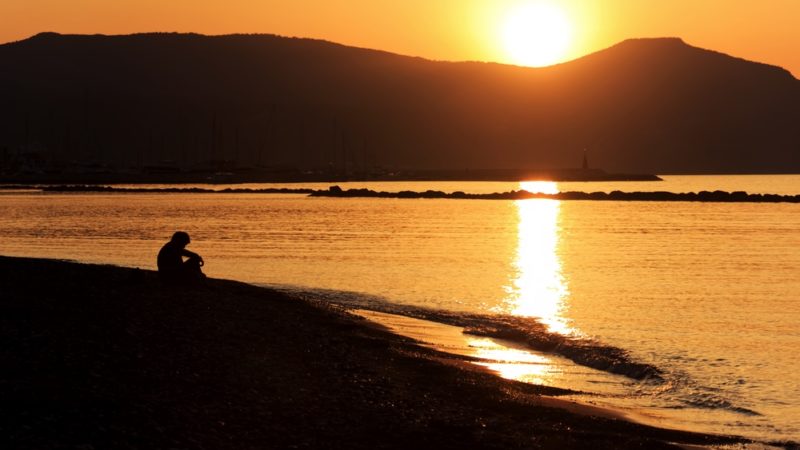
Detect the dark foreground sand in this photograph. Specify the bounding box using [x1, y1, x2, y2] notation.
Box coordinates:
[0, 256, 748, 449]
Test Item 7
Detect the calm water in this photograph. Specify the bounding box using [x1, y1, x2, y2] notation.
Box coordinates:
[1, 175, 799, 442]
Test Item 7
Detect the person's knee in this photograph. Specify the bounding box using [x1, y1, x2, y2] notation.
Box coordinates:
[185, 255, 202, 267]
[183, 257, 205, 281]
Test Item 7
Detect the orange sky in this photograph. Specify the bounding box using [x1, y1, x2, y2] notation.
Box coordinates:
[2, 0, 798, 77]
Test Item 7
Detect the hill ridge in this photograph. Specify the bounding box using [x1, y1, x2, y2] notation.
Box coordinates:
[0, 32, 798, 176]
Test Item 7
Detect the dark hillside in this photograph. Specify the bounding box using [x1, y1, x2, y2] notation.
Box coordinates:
[0, 33, 798, 176]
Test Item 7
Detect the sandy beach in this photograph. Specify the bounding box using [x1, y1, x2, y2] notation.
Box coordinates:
[0, 255, 750, 449]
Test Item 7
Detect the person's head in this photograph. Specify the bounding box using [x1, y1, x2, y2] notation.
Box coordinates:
[171, 231, 191, 248]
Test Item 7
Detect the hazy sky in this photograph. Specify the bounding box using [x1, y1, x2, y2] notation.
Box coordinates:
[2, 0, 798, 76]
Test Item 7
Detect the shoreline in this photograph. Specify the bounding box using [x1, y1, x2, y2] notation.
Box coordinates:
[0, 256, 758, 449]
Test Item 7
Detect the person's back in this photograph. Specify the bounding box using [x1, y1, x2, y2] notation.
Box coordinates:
[157, 240, 184, 273]
[157, 231, 205, 284]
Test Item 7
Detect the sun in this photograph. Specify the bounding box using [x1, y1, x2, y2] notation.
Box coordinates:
[502, 3, 573, 67]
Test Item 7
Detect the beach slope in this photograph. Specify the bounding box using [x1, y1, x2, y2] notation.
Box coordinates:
[0, 256, 744, 449]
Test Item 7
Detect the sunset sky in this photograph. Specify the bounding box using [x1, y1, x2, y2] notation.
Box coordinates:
[2, 0, 799, 76]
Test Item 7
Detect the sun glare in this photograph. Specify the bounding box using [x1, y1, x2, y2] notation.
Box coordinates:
[502, 3, 573, 67]
[502, 184, 574, 336]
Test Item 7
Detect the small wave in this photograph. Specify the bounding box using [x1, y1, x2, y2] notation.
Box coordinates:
[656, 393, 761, 416]
[271, 284, 786, 443]
[274, 284, 773, 424]
[643, 372, 763, 418]
[684, 398, 761, 416]
[274, 284, 663, 382]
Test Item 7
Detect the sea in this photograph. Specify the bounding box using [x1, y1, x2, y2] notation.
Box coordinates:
[1, 174, 798, 443]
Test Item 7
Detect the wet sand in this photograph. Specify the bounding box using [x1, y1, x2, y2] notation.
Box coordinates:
[0, 256, 749, 449]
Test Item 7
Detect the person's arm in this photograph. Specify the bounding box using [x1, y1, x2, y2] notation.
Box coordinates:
[181, 248, 203, 263]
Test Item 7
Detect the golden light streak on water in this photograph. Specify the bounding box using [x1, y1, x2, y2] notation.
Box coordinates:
[354, 311, 561, 386]
[468, 337, 555, 384]
[503, 181, 573, 335]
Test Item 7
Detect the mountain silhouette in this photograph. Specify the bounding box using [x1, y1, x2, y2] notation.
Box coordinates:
[0, 32, 797, 176]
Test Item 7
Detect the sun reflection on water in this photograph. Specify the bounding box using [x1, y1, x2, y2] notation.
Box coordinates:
[468, 337, 555, 384]
[503, 181, 573, 335]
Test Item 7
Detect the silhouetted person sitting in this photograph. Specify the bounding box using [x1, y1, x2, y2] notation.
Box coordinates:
[157, 231, 205, 284]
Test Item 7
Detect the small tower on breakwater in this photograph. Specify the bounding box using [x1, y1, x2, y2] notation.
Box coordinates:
[582, 148, 589, 170]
